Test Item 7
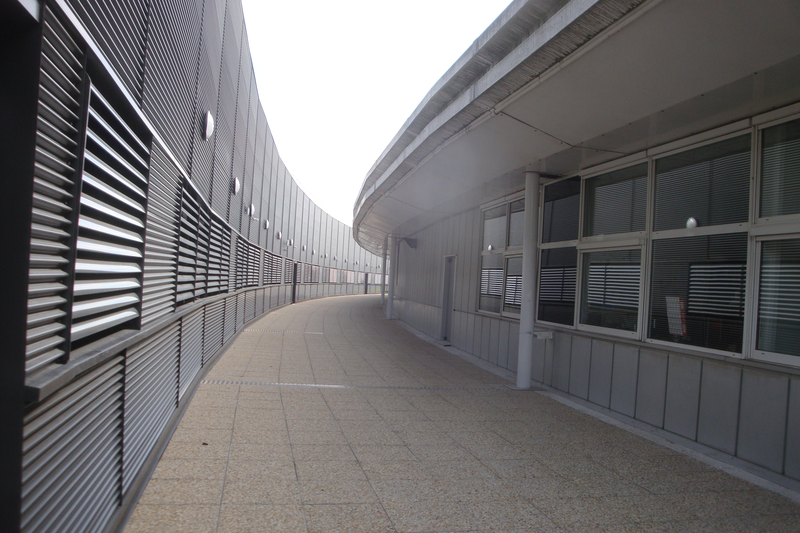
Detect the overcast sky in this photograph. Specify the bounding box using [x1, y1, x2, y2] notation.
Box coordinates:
[240, 0, 512, 225]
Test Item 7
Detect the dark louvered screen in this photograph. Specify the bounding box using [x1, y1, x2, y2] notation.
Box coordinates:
[66, 0, 147, 101]
[122, 324, 179, 494]
[202, 300, 224, 363]
[71, 86, 149, 350]
[179, 307, 204, 398]
[284, 257, 293, 284]
[26, 6, 85, 378]
[176, 190, 200, 305]
[141, 144, 180, 325]
[761, 119, 800, 218]
[21, 356, 124, 533]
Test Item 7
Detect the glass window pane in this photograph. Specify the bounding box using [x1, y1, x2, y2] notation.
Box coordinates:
[648, 233, 747, 352]
[584, 164, 647, 237]
[655, 135, 751, 231]
[580, 249, 640, 332]
[483, 206, 506, 251]
[757, 238, 800, 357]
[479, 254, 503, 313]
[542, 177, 580, 243]
[507, 199, 525, 247]
[761, 119, 800, 218]
[504, 256, 523, 314]
[538, 247, 577, 325]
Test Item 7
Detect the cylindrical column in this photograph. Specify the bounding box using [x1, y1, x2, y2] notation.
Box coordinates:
[517, 171, 540, 389]
[386, 237, 397, 319]
[381, 237, 387, 305]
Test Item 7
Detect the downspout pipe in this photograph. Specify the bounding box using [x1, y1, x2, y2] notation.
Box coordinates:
[517, 171, 540, 389]
[381, 237, 387, 305]
[386, 237, 397, 320]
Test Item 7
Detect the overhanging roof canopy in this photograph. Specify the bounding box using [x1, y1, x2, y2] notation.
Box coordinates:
[353, 0, 800, 255]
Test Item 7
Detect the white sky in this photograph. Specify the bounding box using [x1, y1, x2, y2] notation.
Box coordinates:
[241, 0, 512, 225]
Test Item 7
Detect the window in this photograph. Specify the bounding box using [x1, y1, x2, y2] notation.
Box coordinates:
[756, 238, 800, 358]
[539, 177, 580, 325]
[761, 118, 800, 218]
[584, 163, 647, 237]
[478, 197, 524, 316]
[580, 249, 641, 334]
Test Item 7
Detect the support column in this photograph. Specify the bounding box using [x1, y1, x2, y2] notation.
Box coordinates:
[517, 172, 540, 389]
[380, 237, 387, 305]
[386, 237, 397, 320]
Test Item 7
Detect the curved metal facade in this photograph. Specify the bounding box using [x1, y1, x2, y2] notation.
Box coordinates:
[0, 0, 384, 531]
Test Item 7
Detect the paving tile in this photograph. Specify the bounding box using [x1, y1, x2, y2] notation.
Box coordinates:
[138, 478, 223, 505]
[218, 505, 306, 533]
[125, 504, 218, 533]
[299, 478, 378, 504]
[303, 503, 395, 533]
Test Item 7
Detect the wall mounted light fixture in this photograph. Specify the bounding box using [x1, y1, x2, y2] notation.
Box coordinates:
[204, 111, 215, 140]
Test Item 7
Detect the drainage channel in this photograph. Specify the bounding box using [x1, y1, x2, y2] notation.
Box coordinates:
[200, 379, 523, 392]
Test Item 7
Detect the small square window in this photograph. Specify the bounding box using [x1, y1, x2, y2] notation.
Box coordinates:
[584, 164, 647, 237]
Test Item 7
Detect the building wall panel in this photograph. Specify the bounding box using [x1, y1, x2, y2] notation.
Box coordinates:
[736, 369, 788, 473]
[697, 361, 741, 455]
[663, 354, 702, 440]
[588, 339, 613, 408]
[635, 349, 667, 428]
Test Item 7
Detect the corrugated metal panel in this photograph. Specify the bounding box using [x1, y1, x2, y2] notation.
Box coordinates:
[66, 0, 147, 101]
[122, 323, 179, 493]
[21, 355, 123, 533]
[141, 144, 180, 325]
[203, 299, 224, 363]
[141, 0, 202, 172]
[180, 307, 204, 398]
[245, 289, 256, 322]
[236, 292, 245, 329]
[26, 6, 85, 378]
[223, 295, 236, 342]
[71, 85, 149, 349]
[284, 257, 293, 284]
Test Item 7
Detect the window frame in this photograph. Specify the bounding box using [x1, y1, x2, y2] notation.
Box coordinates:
[477, 192, 525, 319]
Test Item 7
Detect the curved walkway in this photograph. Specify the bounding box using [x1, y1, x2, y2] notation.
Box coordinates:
[125, 294, 800, 532]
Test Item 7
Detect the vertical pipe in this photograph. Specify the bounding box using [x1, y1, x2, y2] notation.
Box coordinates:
[517, 172, 540, 389]
[381, 237, 387, 305]
[386, 237, 397, 319]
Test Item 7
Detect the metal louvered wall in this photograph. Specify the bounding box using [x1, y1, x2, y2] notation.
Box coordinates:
[26, 6, 85, 378]
[71, 86, 149, 349]
[14, 3, 388, 533]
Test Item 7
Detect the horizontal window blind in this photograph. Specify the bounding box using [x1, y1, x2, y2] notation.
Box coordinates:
[761, 119, 800, 218]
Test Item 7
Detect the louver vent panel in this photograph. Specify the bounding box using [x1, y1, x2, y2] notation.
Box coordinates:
[66, 0, 147, 101]
[237, 293, 245, 329]
[207, 216, 230, 295]
[122, 323, 179, 493]
[284, 258, 293, 284]
[141, 144, 180, 325]
[180, 308, 204, 398]
[26, 7, 85, 377]
[72, 86, 149, 349]
[21, 356, 123, 533]
[302, 263, 311, 284]
[263, 251, 281, 284]
[176, 190, 201, 305]
[203, 300, 224, 362]
[194, 205, 211, 299]
[235, 237, 247, 289]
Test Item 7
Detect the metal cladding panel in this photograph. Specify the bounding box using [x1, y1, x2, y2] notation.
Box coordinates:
[635, 349, 668, 428]
[488, 319, 499, 365]
[189, 22, 221, 201]
[588, 339, 613, 408]
[551, 332, 571, 392]
[141, 144, 180, 326]
[66, 0, 147, 101]
[26, 6, 85, 378]
[697, 361, 741, 454]
[737, 369, 788, 473]
[569, 336, 591, 400]
[246, 290, 256, 321]
[609, 344, 639, 417]
[180, 307, 204, 398]
[507, 321, 520, 372]
[229, 58, 252, 235]
[787, 378, 800, 481]
[236, 292, 245, 329]
[663, 354, 702, 440]
[255, 288, 264, 315]
[122, 322, 179, 493]
[142, 0, 202, 171]
[223, 295, 236, 342]
[72, 86, 149, 349]
[21, 356, 123, 533]
[203, 299, 224, 361]
[176, 173, 200, 305]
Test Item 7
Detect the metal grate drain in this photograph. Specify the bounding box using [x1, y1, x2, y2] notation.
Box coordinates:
[200, 379, 518, 391]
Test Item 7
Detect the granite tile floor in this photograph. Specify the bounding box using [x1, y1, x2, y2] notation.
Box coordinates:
[125, 294, 800, 532]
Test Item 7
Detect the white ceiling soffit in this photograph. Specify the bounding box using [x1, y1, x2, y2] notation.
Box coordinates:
[354, 0, 800, 255]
